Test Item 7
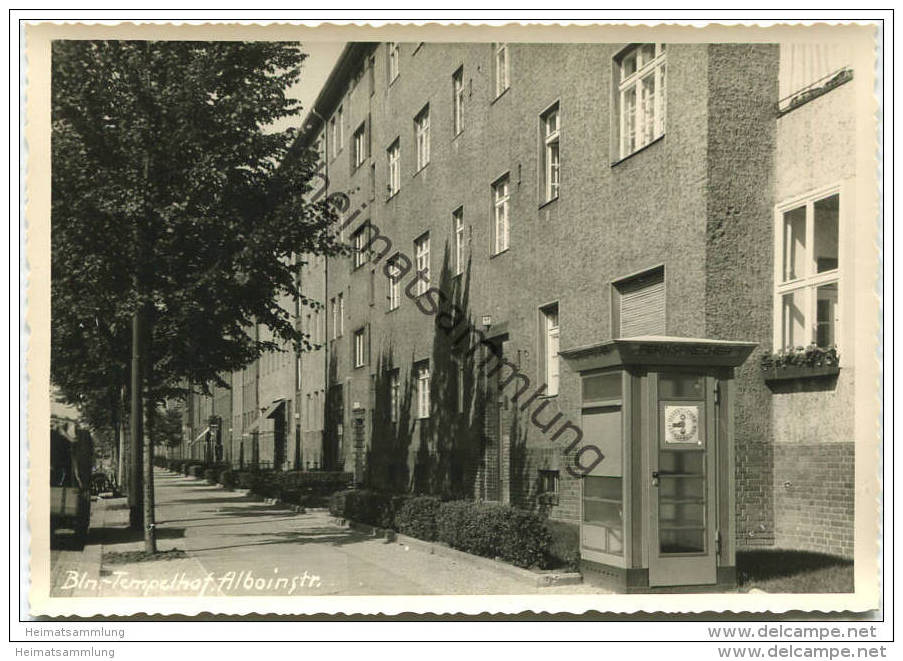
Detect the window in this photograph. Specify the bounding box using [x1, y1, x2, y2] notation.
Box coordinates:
[616, 43, 666, 159]
[491, 175, 510, 255]
[354, 328, 366, 368]
[353, 122, 367, 169]
[331, 106, 344, 157]
[612, 266, 665, 338]
[387, 42, 399, 83]
[414, 105, 430, 171]
[414, 232, 430, 296]
[387, 255, 401, 311]
[495, 43, 509, 97]
[538, 470, 560, 505]
[775, 190, 840, 350]
[541, 104, 560, 203]
[368, 55, 376, 96]
[386, 139, 400, 197]
[453, 67, 465, 134]
[541, 303, 560, 395]
[389, 369, 400, 423]
[329, 295, 343, 339]
[330, 297, 337, 339]
[416, 362, 430, 419]
[453, 207, 465, 276]
[313, 309, 321, 344]
[352, 224, 369, 269]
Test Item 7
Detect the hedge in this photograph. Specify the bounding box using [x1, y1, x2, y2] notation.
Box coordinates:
[204, 468, 217, 484]
[545, 519, 580, 572]
[189, 464, 205, 479]
[435, 501, 550, 569]
[394, 496, 442, 541]
[219, 469, 235, 490]
[328, 489, 409, 529]
[329, 490, 551, 569]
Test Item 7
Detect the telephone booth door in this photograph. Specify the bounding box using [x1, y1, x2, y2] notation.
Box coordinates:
[648, 372, 718, 587]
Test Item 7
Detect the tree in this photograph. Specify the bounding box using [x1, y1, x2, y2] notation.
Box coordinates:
[51, 41, 342, 549]
[150, 406, 184, 449]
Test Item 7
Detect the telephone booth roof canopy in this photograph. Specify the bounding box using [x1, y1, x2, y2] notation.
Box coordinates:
[559, 336, 758, 372]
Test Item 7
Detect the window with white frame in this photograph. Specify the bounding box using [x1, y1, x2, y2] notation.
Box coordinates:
[492, 175, 510, 254]
[387, 42, 399, 83]
[389, 369, 400, 423]
[453, 67, 465, 135]
[386, 257, 402, 311]
[775, 190, 840, 351]
[541, 303, 560, 395]
[541, 104, 560, 203]
[353, 122, 367, 169]
[352, 224, 369, 269]
[616, 43, 666, 160]
[416, 362, 431, 419]
[453, 207, 465, 276]
[495, 43, 509, 97]
[331, 106, 344, 157]
[337, 292, 344, 338]
[414, 232, 430, 295]
[414, 105, 430, 171]
[330, 297, 338, 339]
[386, 139, 400, 197]
[354, 328, 366, 368]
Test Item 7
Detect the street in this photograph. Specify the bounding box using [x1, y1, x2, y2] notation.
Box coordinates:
[50, 469, 604, 597]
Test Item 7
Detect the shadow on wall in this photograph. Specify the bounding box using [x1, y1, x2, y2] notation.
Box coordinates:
[323, 352, 342, 471]
[413, 246, 489, 499]
[366, 346, 415, 493]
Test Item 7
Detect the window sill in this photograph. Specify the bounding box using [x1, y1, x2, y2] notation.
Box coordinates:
[489, 247, 510, 260]
[413, 162, 430, 178]
[490, 86, 510, 106]
[386, 305, 400, 314]
[452, 130, 464, 141]
[610, 135, 664, 168]
[385, 191, 400, 203]
[536, 393, 559, 401]
[538, 195, 559, 211]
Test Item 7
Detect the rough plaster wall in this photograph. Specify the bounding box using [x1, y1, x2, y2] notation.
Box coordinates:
[704, 43, 780, 548]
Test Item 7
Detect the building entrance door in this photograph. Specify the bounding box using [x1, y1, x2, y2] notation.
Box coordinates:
[648, 374, 717, 587]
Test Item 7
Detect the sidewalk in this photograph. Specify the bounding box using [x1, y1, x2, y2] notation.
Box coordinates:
[51, 468, 607, 597]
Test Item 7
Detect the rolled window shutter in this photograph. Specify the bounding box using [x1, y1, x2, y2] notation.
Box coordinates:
[619, 272, 665, 337]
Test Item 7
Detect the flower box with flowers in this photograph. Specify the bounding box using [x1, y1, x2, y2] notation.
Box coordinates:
[760, 345, 840, 383]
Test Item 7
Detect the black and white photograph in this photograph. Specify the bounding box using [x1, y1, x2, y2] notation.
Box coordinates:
[19, 17, 884, 634]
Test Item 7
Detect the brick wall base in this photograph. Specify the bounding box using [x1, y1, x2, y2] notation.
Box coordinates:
[773, 442, 854, 558]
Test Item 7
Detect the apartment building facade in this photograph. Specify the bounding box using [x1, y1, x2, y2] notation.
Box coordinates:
[180, 37, 870, 560]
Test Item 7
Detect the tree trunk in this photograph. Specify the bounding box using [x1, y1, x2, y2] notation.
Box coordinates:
[128, 309, 144, 530]
[143, 387, 157, 553]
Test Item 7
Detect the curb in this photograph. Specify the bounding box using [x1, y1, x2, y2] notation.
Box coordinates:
[330, 517, 582, 588]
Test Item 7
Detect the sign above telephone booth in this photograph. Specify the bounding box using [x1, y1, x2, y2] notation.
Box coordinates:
[560, 336, 756, 593]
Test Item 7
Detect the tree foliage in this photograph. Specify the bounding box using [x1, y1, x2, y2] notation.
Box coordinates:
[51, 40, 340, 415]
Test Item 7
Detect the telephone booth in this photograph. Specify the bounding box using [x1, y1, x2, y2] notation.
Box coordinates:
[560, 336, 756, 593]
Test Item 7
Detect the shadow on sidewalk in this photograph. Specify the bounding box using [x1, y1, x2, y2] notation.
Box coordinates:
[189, 525, 372, 554]
[88, 525, 186, 546]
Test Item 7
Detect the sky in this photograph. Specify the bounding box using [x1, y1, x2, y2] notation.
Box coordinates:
[272, 41, 345, 133]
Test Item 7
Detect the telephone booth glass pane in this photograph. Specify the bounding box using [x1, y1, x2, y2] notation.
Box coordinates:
[658, 373, 704, 399]
[583, 476, 623, 556]
[658, 448, 706, 555]
[583, 372, 622, 401]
